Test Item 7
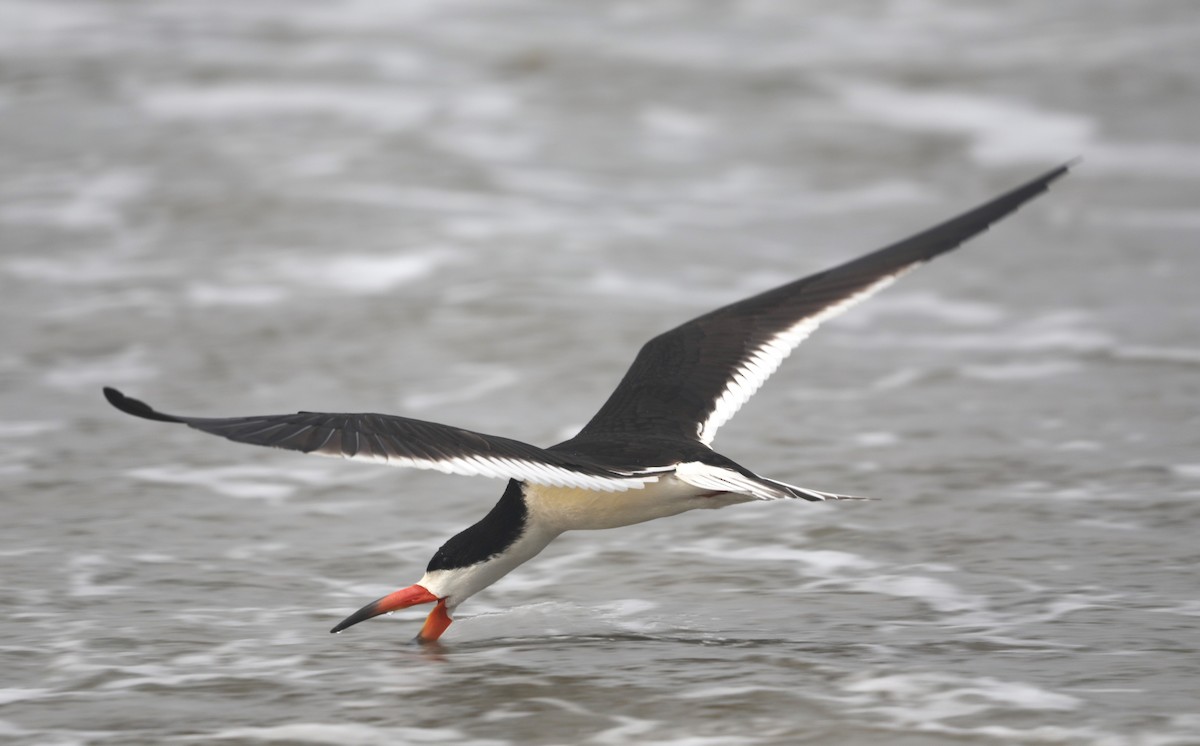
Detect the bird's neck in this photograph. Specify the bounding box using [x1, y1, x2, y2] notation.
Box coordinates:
[418, 480, 559, 610]
[426, 480, 535, 571]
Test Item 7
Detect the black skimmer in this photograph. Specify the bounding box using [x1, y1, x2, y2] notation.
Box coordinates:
[104, 164, 1070, 643]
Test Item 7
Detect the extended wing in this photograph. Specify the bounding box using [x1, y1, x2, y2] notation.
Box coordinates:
[103, 387, 666, 491]
[575, 164, 1071, 444]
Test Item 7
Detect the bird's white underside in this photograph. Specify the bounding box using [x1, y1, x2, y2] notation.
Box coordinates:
[318, 448, 671, 491]
[319, 444, 839, 501]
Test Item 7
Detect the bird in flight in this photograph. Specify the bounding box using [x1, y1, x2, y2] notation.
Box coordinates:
[105, 163, 1070, 643]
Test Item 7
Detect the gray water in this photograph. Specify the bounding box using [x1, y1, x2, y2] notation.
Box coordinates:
[3, 1, 1200, 744]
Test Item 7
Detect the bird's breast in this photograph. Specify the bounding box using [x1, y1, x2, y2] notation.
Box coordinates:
[522, 475, 725, 531]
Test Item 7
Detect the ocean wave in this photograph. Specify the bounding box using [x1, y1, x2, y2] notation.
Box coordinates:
[197, 723, 504, 745]
[831, 79, 1094, 166]
[139, 84, 434, 132]
[127, 463, 344, 502]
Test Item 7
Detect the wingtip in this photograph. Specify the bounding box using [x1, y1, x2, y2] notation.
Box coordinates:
[1049, 158, 1079, 182]
[1021, 160, 1074, 194]
[1023, 159, 1076, 195]
[103, 386, 130, 411]
[102, 387, 184, 423]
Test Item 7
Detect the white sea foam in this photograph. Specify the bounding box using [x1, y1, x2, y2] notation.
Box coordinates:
[271, 251, 448, 295]
[286, 151, 351, 178]
[186, 283, 287, 307]
[131, 552, 178, 563]
[1149, 600, 1200, 618]
[837, 671, 1087, 741]
[0, 0, 106, 48]
[836, 574, 985, 614]
[674, 684, 777, 700]
[6, 252, 142, 286]
[455, 602, 569, 639]
[585, 271, 710, 306]
[590, 714, 661, 744]
[1085, 208, 1200, 230]
[1170, 464, 1200, 480]
[224, 542, 289, 561]
[66, 554, 131, 598]
[1111, 345, 1200, 366]
[127, 463, 341, 502]
[843, 311, 1112, 354]
[680, 538, 990, 617]
[842, 672, 1081, 712]
[402, 365, 520, 411]
[868, 366, 928, 392]
[595, 598, 659, 618]
[140, 84, 434, 131]
[33, 287, 163, 321]
[1005, 481, 1137, 502]
[1075, 518, 1140, 532]
[0, 546, 47, 558]
[0, 688, 52, 705]
[639, 105, 714, 161]
[1085, 142, 1200, 180]
[837, 674, 1173, 746]
[853, 431, 899, 447]
[640, 106, 713, 140]
[1, 450, 34, 479]
[957, 360, 1080, 381]
[797, 179, 931, 215]
[832, 79, 1094, 165]
[431, 88, 534, 163]
[432, 127, 537, 163]
[838, 292, 1007, 328]
[450, 86, 521, 120]
[0, 170, 149, 230]
[0, 420, 62, 438]
[831, 77, 1200, 180]
[593, 598, 663, 634]
[1055, 440, 1103, 452]
[42, 347, 157, 391]
[319, 183, 507, 214]
[184, 250, 449, 304]
[275, 1, 445, 32]
[676, 538, 878, 577]
[494, 167, 603, 202]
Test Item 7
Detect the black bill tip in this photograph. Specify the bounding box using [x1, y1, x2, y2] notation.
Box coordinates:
[330, 597, 386, 634]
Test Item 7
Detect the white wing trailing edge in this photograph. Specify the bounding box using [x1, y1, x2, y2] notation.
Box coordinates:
[102, 387, 669, 491]
[697, 271, 907, 445]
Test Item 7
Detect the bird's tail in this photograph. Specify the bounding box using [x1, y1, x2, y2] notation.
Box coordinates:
[758, 476, 874, 502]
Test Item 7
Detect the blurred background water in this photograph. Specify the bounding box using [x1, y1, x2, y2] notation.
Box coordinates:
[2, 1, 1199, 744]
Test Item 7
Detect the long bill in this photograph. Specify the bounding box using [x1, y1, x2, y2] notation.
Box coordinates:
[330, 584, 453, 642]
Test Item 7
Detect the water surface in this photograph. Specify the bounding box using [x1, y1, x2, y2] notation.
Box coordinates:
[3, 1, 1199, 743]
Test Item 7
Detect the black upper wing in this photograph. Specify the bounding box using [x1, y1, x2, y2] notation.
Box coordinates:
[573, 164, 1072, 444]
